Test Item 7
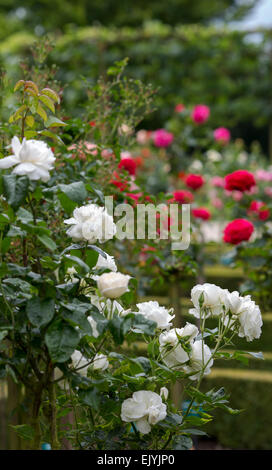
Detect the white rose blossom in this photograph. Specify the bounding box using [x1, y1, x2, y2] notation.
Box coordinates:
[218, 290, 262, 342]
[121, 390, 167, 434]
[64, 204, 116, 244]
[97, 272, 130, 299]
[183, 340, 213, 381]
[238, 298, 262, 342]
[94, 253, 117, 272]
[92, 353, 109, 371]
[223, 291, 262, 341]
[159, 323, 198, 370]
[135, 301, 174, 330]
[189, 283, 228, 318]
[0, 136, 55, 182]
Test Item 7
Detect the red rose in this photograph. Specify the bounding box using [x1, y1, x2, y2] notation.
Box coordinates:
[248, 201, 269, 221]
[185, 174, 205, 190]
[118, 158, 137, 176]
[125, 192, 142, 203]
[225, 170, 255, 192]
[172, 190, 194, 204]
[192, 208, 211, 220]
[178, 171, 186, 181]
[110, 171, 128, 191]
[223, 219, 254, 245]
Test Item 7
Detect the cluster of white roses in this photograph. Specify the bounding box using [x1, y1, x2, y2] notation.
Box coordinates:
[159, 323, 213, 380]
[189, 283, 263, 342]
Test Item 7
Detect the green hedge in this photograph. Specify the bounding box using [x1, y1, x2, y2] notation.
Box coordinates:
[202, 376, 272, 449]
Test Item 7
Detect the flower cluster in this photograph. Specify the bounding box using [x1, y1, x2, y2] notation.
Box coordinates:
[159, 323, 213, 380]
[189, 283, 262, 341]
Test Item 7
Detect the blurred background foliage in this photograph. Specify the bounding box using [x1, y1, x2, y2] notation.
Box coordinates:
[0, 1, 272, 152]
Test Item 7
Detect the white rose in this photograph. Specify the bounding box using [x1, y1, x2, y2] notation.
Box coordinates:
[118, 124, 133, 136]
[71, 350, 89, 376]
[222, 291, 263, 341]
[159, 328, 191, 370]
[135, 301, 174, 330]
[223, 290, 244, 315]
[184, 340, 213, 381]
[121, 390, 167, 434]
[206, 150, 222, 162]
[97, 272, 130, 299]
[64, 204, 116, 243]
[181, 322, 199, 341]
[0, 136, 55, 182]
[136, 130, 150, 145]
[92, 353, 109, 371]
[238, 297, 262, 342]
[94, 253, 117, 272]
[189, 283, 226, 317]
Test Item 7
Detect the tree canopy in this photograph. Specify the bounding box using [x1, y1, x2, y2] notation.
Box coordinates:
[0, 0, 259, 32]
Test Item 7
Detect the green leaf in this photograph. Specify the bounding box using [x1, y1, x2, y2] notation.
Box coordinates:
[45, 116, 67, 127]
[14, 80, 25, 92]
[25, 115, 35, 128]
[39, 94, 55, 113]
[26, 297, 55, 328]
[58, 192, 77, 214]
[0, 330, 8, 342]
[63, 254, 90, 273]
[24, 130, 37, 139]
[39, 130, 63, 144]
[45, 320, 80, 362]
[133, 314, 157, 335]
[58, 182, 87, 203]
[79, 388, 100, 411]
[41, 88, 60, 103]
[3, 175, 29, 210]
[61, 307, 92, 335]
[17, 207, 33, 223]
[37, 234, 57, 252]
[36, 103, 47, 122]
[172, 435, 193, 450]
[108, 316, 133, 345]
[10, 424, 35, 441]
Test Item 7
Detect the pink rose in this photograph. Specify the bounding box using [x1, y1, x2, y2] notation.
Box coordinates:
[152, 129, 174, 148]
[213, 127, 231, 144]
[175, 103, 185, 113]
[211, 176, 225, 188]
[191, 105, 210, 124]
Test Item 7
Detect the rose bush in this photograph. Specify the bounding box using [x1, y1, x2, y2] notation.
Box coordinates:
[0, 65, 265, 451]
